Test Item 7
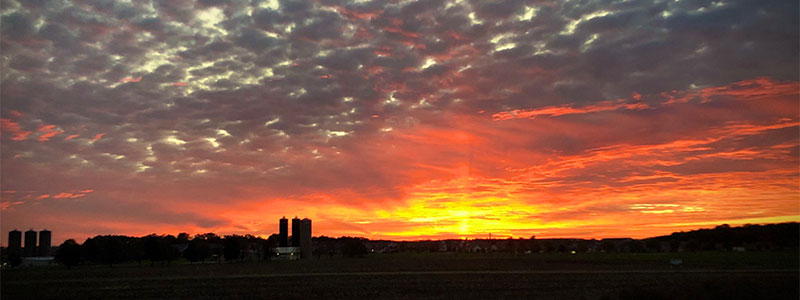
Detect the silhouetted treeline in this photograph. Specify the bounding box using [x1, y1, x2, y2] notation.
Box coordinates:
[45, 233, 278, 267]
[2, 223, 796, 268]
[326, 223, 799, 255]
[648, 223, 799, 252]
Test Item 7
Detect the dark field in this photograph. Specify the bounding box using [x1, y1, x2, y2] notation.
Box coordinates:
[3, 251, 798, 299]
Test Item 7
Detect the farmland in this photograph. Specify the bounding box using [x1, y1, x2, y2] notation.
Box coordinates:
[2, 251, 797, 299]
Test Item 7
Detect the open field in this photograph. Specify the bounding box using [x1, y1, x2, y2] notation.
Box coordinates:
[3, 251, 798, 299]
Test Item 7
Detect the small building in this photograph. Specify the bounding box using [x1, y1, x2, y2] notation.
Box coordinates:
[20, 256, 55, 267]
[271, 247, 301, 260]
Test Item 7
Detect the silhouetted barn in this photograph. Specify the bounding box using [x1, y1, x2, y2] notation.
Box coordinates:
[24, 229, 37, 257]
[8, 230, 22, 250]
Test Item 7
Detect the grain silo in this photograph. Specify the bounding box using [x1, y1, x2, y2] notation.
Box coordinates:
[300, 218, 312, 259]
[39, 230, 52, 256]
[279, 217, 289, 247]
[24, 229, 37, 257]
[8, 229, 22, 250]
[291, 217, 300, 246]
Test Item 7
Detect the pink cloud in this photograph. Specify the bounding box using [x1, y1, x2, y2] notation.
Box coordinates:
[0, 118, 32, 141]
[493, 100, 651, 120]
[119, 76, 142, 83]
[90, 133, 105, 142]
[36, 124, 64, 141]
[0, 201, 24, 211]
[52, 189, 93, 199]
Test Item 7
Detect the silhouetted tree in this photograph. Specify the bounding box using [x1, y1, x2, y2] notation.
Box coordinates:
[177, 232, 190, 243]
[223, 235, 243, 261]
[6, 247, 22, 267]
[340, 237, 368, 257]
[125, 237, 146, 265]
[195, 232, 222, 242]
[184, 237, 210, 263]
[83, 236, 126, 266]
[55, 239, 81, 267]
[143, 234, 178, 265]
[265, 233, 280, 249]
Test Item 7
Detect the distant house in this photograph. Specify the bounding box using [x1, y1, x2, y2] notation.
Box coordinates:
[365, 240, 398, 253]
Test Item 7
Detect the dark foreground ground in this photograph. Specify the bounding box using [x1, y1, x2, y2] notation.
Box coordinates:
[3, 251, 798, 300]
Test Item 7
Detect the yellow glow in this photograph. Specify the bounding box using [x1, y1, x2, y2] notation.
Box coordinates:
[421, 57, 436, 69]
[205, 137, 220, 148]
[468, 12, 483, 25]
[518, 6, 539, 21]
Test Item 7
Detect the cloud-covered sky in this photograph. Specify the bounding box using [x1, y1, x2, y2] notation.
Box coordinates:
[1, 0, 798, 245]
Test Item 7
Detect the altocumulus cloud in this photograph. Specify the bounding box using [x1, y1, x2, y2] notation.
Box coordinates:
[1, 0, 797, 244]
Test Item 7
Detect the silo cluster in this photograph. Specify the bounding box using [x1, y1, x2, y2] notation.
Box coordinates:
[8, 229, 52, 257]
[275, 217, 312, 259]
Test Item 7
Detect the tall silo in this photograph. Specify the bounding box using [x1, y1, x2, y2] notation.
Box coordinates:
[39, 230, 52, 256]
[291, 217, 300, 246]
[279, 217, 289, 247]
[300, 218, 312, 259]
[8, 229, 22, 250]
[24, 229, 37, 257]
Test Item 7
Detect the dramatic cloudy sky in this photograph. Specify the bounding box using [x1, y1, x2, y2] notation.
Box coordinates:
[1, 0, 798, 245]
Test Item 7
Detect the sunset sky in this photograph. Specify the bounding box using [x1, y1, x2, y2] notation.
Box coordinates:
[1, 0, 798, 246]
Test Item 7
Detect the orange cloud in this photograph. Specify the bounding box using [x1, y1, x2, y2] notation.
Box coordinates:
[52, 189, 93, 199]
[493, 99, 651, 120]
[1, 201, 24, 211]
[90, 133, 105, 142]
[495, 78, 799, 121]
[0, 118, 32, 141]
[119, 76, 142, 83]
[382, 26, 420, 39]
[220, 77, 797, 239]
[36, 124, 64, 141]
[332, 5, 380, 21]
